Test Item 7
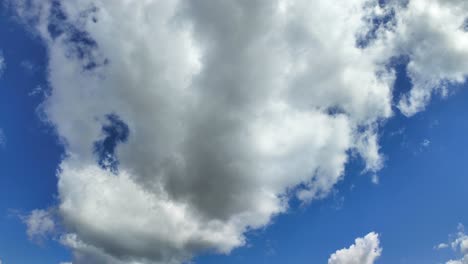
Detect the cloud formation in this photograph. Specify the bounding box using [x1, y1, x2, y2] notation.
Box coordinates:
[328, 232, 382, 264]
[439, 224, 468, 264]
[395, 0, 468, 116]
[8, 0, 468, 263]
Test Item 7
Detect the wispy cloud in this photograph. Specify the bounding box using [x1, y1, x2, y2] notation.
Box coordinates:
[0, 129, 6, 148]
[0, 51, 5, 77]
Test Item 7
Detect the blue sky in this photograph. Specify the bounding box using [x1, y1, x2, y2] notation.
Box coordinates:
[1, 1, 468, 264]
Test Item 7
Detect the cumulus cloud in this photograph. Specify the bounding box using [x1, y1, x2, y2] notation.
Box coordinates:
[7, 0, 468, 263]
[328, 232, 382, 264]
[395, 0, 468, 116]
[440, 224, 468, 264]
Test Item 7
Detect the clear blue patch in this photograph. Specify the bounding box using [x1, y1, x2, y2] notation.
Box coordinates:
[93, 114, 129, 174]
[386, 55, 412, 105]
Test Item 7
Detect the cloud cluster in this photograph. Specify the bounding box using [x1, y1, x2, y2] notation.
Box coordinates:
[328, 232, 382, 264]
[8, 0, 468, 263]
[439, 224, 468, 264]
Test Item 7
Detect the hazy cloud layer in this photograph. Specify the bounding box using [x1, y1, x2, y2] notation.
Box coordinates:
[8, 0, 468, 263]
[328, 232, 382, 264]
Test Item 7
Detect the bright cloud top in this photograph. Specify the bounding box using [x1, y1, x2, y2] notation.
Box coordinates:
[328, 232, 382, 264]
[8, 0, 468, 263]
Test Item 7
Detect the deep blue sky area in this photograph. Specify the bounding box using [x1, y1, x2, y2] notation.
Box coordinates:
[0, 11, 70, 264]
[1, 4, 468, 264]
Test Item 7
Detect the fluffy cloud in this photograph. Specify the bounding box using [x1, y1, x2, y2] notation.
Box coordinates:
[395, 0, 468, 116]
[22, 209, 55, 243]
[328, 232, 382, 264]
[437, 243, 450, 249]
[7, 0, 468, 263]
[439, 224, 468, 264]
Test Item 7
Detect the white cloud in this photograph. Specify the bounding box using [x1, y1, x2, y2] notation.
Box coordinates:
[437, 243, 450, 249]
[328, 232, 382, 264]
[438, 224, 468, 264]
[22, 209, 55, 243]
[8, 0, 468, 263]
[395, 0, 468, 116]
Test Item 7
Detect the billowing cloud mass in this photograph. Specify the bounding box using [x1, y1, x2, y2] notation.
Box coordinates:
[7, 0, 468, 263]
[328, 232, 382, 264]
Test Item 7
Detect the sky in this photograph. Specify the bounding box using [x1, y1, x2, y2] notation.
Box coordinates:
[1, 0, 468, 264]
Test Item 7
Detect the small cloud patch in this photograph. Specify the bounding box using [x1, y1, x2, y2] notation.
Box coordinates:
[0, 51, 5, 77]
[328, 232, 382, 264]
[22, 209, 56, 244]
[0, 129, 6, 148]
